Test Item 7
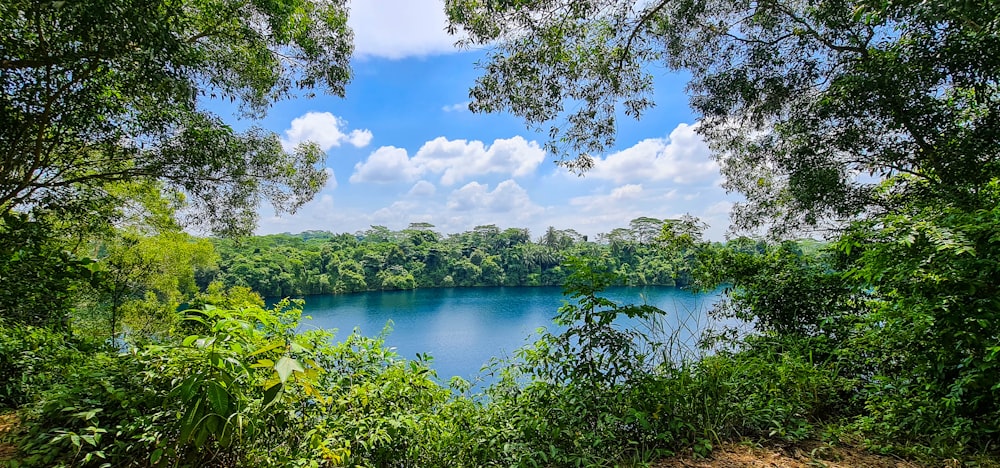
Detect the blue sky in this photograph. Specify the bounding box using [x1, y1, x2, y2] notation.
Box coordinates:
[246, 0, 737, 240]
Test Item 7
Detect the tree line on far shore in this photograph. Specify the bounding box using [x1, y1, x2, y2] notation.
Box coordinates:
[205, 217, 722, 297]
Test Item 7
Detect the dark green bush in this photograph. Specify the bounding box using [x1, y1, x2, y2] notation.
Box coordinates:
[12, 300, 478, 467]
[0, 213, 95, 330]
[841, 203, 1000, 456]
[0, 322, 98, 409]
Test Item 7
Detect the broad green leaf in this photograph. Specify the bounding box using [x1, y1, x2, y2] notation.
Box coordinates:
[262, 382, 283, 407]
[194, 425, 210, 448]
[207, 381, 229, 415]
[179, 399, 202, 443]
[275, 356, 304, 383]
[248, 341, 283, 357]
[176, 377, 200, 403]
[251, 358, 275, 369]
[150, 448, 163, 464]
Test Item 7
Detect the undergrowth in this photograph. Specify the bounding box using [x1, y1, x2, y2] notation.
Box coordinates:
[2, 255, 998, 466]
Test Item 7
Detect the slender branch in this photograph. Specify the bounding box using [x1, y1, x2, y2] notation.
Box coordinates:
[615, 0, 672, 75]
[186, 23, 225, 44]
[842, 158, 935, 183]
[30, 165, 244, 190]
[722, 30, 796, 47]
[0, 58, 64, 70]
[771, 2, 868, 56]
[15, 63, 100, 209]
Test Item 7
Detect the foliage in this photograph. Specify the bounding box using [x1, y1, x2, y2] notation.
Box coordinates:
[13, 233, 995, 465]
[0, 321, 100, 410]
[840, 194, 1000, 454]
[10, 294, 483, 467]
[699, 230, 1000, 455]
[209, 218, 712, 297]
[536, 256, 661, 387]
[464, 255, 853, 466]
[447, 0, 1000, 234]
[5, 0, 1000, 462]
[81, 230, 217, 343]
[0, 213, 96, 329]
[1, 0, 353, 236]
[488, 256, 667, 465]
[447, 0, 1000, 456]
[676, 335, 855, 445]
[700, 239, 864, 339]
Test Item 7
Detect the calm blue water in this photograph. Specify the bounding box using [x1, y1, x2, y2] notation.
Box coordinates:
[297, 286, 723, 383]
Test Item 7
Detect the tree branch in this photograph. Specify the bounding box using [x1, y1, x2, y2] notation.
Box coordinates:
[771, 2, 868, 56]
[615, 0, 672, 75]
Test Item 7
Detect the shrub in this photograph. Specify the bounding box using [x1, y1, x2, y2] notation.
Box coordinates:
[13, 299, 482, 467]
[0, 321, 97, 409]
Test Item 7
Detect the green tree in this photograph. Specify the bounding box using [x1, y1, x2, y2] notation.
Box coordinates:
[84, 231, 216, 342]
[446, 0, 999, 233]
[629, 217, 663, 244]
[2, 0, 352, 236]
[0, 213, 95, 329]
[448, 0, 1000, 451]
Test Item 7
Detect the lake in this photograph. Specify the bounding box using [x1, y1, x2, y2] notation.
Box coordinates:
[298, 286, 724, 384]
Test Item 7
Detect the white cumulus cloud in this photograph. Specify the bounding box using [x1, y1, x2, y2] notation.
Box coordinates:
[407, 180, 437, 197]
[347, 129, 374, 148]
[446, 180, 539, 214]
[349, 146, 422, 183]
[348, 0, 458, 59]
[588, 123, 717, 184]
[372, 200, 421, 224]
[569, 184, 673, 213]
[415, 136, 545, 185]
[350, 136, 545, 185]
[609, 184, 644, 200]
[281, 112, 373, 151]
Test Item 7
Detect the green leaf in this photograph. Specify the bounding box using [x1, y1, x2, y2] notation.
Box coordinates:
[262, 382, 283, 407]
[207, 381, 229, 415]
[179, 399, 202, 443]
[182, 315, 208, 327]
[248, 341, 283, 357]
[194, 337, 216, 348]
[176, 377, 200, 403]
[194, 425, 210, 448]
[150, 448, 163, 464]
[251, 358, 275, 369]
[204, 414, 221, 435]
[275, 356, 304, 383]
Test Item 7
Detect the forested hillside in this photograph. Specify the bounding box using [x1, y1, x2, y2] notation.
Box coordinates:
[207, 218, 708, 296]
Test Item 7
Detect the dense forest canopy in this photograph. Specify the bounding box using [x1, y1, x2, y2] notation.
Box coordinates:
[207, 217, 710, 296]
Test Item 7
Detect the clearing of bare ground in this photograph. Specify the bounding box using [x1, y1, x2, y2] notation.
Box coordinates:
[652, 441, 978, 468]
[0, 412, 17, 462]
